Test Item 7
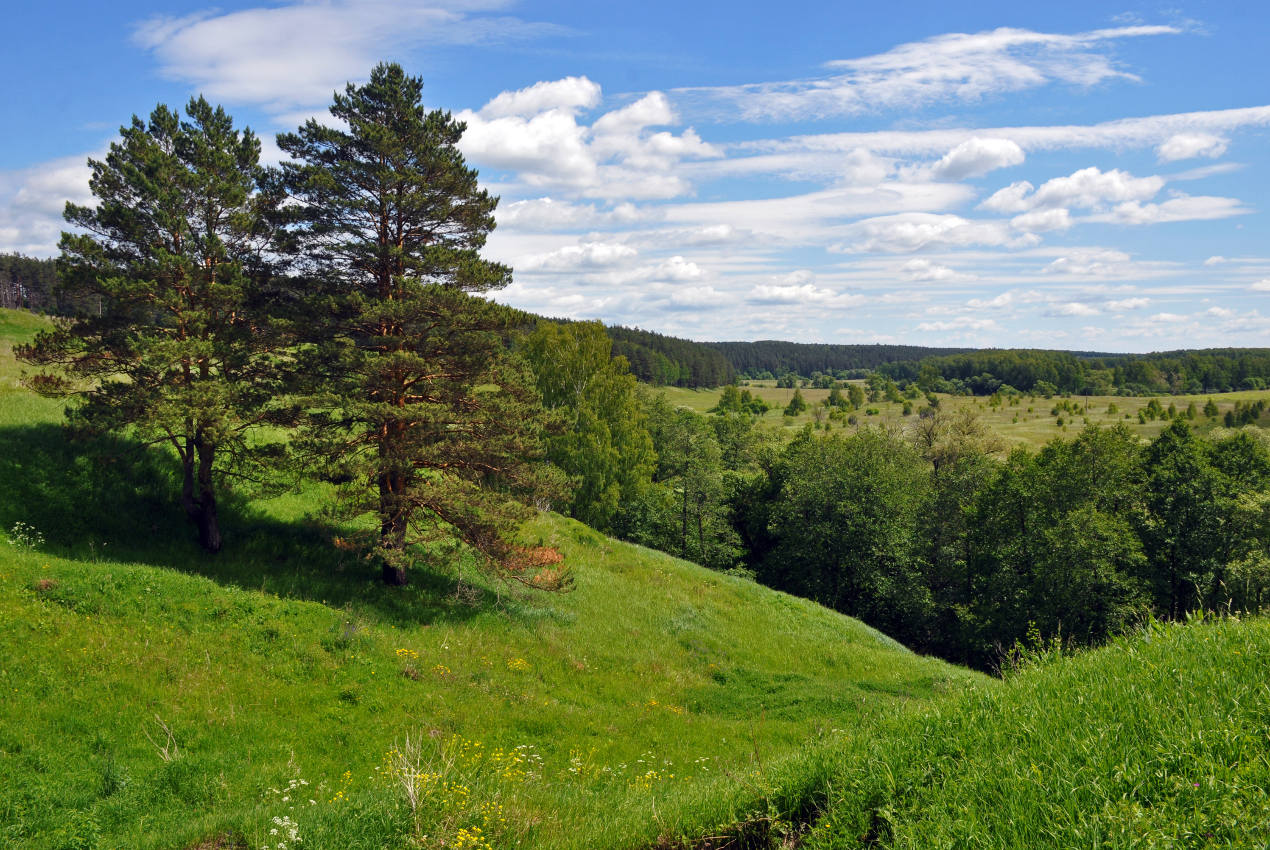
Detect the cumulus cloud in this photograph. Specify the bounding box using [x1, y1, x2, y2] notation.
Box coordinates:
[982, 167, 1164, 213]
[1156, 132, 1228, 162]
[647, 256, 705, 282]
[1107, 297, 1150, 310]
[1204, 255, 1228, 266]
[931, 138, 1024, 180]
[479, 76, 600, 119]
[678, 25, 1178, 121]
[1011, 208, 1072, 232]
[1252, 280, 1270, 292]
[458, 80, 721, 200]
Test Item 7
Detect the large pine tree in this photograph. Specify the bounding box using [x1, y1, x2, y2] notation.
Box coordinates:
[18, 98, 286, 552]
[278, 63, 565, 587]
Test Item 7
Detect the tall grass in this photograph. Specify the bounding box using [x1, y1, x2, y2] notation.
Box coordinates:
[805, 615, 1270, 848]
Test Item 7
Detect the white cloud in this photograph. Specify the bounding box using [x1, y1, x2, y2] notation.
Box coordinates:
[0, 154, 94, 255]
[1043, 249, 1131, 275]
[900, 258, 977, 282]
[1046, 302, 1102, 317]
[679, 25, 1178, 121]
[1149, 312, 1188, 323]
[458, 81, 720, 200]
[517, 241, 638, 271]
[727, 106, 1270, 179]
[984, 167, 1164, 213]
[833, 212, 1036, 253]
[1103, 194, 1249, 225]
[748, 282, 865, 306]
[931, 138, 1024, 180]
[915, 316, 1001, 332]
[479, 76, 600, 119]
[1204, 255, 1228, 266]
[1251, 279, 1270, 292]
[1156, 132, 1228, 162]
[648, 256, 705, 282]
[1107, 297, 1150, 310]
[495, 197, 647, 230]
[1011, 208, 1072, 232]
[133, 1, 563, 115]
[967, 289, 1043, 309]
[666, 285, 726, 309]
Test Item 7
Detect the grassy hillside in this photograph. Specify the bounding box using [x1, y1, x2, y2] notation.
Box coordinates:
[805, 616, 1270, 848]
[0, 306, 980, 848]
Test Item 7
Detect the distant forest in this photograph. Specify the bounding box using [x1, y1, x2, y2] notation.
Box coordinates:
[706, 340, 976, 377]
[879, 348, 1270, 395]
[8, 251, 1270, 394]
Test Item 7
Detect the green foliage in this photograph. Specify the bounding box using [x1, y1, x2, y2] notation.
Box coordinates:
[278, 63, 562, 587]
[783, 388, 808, 417]
[17, 97, 287, 553]
[751, 429, 932, 644]
[605, 324, 733, 387]
[522, 321, 655, 531]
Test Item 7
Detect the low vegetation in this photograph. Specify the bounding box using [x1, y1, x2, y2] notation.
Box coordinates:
[806, 615, 1270, 848]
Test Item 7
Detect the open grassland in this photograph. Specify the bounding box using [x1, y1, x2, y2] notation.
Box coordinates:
[0, 309, 979, 848]
[805, 616, 1270, 848]
[660, 382, 1270, 448]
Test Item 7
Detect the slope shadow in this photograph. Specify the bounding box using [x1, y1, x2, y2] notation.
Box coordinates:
[0, 423, 494, 626]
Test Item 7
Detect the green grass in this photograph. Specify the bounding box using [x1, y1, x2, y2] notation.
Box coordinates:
[0, 307, 979, 848]
[804, 616, 1270, 848]
[664, 381, 1270, 449]
[4, 306, 1269, 849]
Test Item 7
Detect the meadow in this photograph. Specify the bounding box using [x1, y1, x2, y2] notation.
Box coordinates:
[660, 381, 1270, 448]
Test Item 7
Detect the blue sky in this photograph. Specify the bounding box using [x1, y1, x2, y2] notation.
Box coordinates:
[4, 1, 1270, 351]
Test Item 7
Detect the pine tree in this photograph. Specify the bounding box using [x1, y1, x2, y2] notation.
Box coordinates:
[278, 63, 565, 587]
[18, 98, 286, 552]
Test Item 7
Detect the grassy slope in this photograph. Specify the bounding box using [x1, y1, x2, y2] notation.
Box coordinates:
[806, 616, 1270, 848]
[0, 307, 981, 849]
[660, 383, 1270, 449]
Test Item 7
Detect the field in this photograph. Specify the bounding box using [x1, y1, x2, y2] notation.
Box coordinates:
[660, 381, 1270, 448]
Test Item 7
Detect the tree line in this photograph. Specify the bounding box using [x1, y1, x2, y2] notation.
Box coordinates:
[705, 339, 974, 378]
[879, 348, 1270, 396]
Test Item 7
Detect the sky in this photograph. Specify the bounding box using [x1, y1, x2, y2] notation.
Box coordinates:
[3, 1, 1270, 351]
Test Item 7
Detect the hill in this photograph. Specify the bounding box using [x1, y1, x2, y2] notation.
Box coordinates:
[0, 308, 977, 849]
[805, 616, 1270, 847]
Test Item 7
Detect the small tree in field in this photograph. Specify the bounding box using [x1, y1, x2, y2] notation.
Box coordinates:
[279, 63, 565, 587]
[18, 98, 286, 552]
